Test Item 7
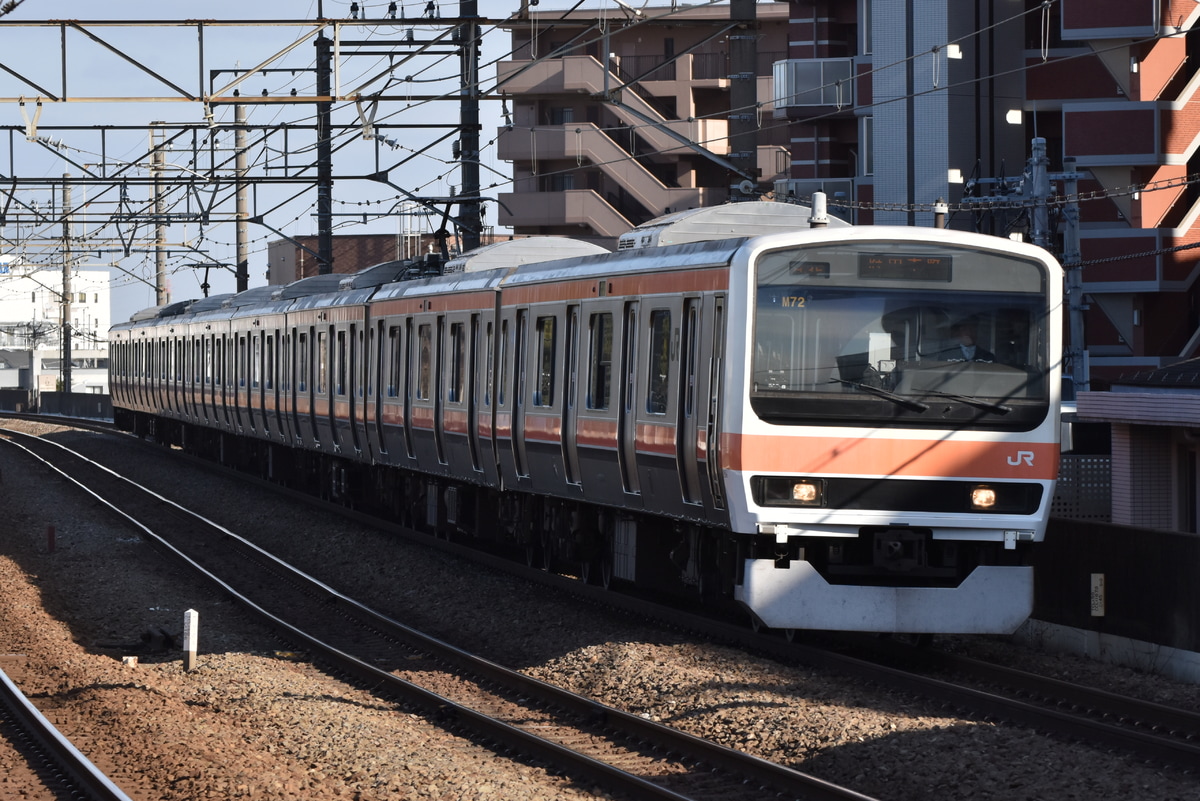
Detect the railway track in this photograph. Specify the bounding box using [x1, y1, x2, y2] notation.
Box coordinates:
[0, 422, 880, 801]
[0, 659, 134, 801]
[6, 415, 1199, 785]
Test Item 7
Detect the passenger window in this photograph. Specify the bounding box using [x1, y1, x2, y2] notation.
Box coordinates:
[498, 319, 509, 407]
[449, 322, 466, 404]
[535, 315, 556, 407]
[336, 329, 347, 396]
[417, 324, 433, 400]
[646, 309, 670, 414]
[317, 330, 328, 395]
[387, 326, 401, 398]
[587, 312, 612, 410]
[484, 322, 495, 407]
[298, 331, 309, 393]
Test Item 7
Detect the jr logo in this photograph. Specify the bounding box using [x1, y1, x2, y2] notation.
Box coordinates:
[1007, 450, 1035, 466]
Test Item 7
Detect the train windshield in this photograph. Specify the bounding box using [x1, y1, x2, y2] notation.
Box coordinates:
[751, 241, 1052, 429]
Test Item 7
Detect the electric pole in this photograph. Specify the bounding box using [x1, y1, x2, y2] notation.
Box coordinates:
[729, 0, 758, 200]
[457, 0, 482, 252]
[236, 104, 250, 291]
[152, 124, 169, 306]
[959, 137, 1086, 389]
[61, 175, 73, 394]
[316, 29, 334, 274]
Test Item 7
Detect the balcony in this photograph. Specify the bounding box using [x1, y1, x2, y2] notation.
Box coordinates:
[773, 58, 855, 116]
[496, 190, 632, 240]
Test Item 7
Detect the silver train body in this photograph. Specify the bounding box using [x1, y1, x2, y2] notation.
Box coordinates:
[110, 225, 1063, 634]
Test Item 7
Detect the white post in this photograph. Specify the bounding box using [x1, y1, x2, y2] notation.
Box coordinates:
[183, 609, 199, 671]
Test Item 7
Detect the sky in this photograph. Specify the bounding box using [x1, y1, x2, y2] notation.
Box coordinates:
[0, 0, 641, 323]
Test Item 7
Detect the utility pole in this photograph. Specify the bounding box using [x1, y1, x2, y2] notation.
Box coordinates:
[315, 29, 334, 274]
[151, 124, 169, 306]
[729, 0, 758, 200]
[235, 104, 250, 291]
[1061, 157, 1085, 390]
[457, 0, 482, 252]
[959, 137, 1086, 389]
[61, 175, 73, 394]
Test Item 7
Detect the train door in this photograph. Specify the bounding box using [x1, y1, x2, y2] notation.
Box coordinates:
[467, 314, 483, 473]
[402, 317, 416, 460]
[678, 298, 703, 505]
[258, 331, 270, 438]
[348, 323, 362, 455]
[268, 330, 282, 438]
[562, 304, 582, 486]
[223, 334, 236, 431]
[240, 332, 252, 434]
[302, 327, 318, 446]
[173, 337, 184, 418]
[513, 309, 529, 477]
[199, 336, 209, 424]
[617, 302, 640, 494]
[372, 321, 387, 456]
[434, 316, 447, 464]
[706, 298, 726, 509]
[319, 325, 333, 448]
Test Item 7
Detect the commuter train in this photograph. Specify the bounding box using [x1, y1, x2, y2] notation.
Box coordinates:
[109, 206, 1063, 635]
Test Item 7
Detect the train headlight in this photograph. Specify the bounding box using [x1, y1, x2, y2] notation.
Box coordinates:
[969, 485, 998, 510]
[792, 480, 822, 505]
[751, 476, 826, 507]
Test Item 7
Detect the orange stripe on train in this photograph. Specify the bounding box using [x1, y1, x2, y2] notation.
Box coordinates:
[722, 434, 1059, 480]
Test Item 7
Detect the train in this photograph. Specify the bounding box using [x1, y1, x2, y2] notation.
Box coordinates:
[109, 202, 1064, 635]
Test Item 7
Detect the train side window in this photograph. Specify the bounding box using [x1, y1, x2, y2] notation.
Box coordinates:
[417, 323, 433, 400]
[265, 335, 274, 391]
[484, 321, 495, 407]
[317, 329, 328, 395]
[587, 312, 612, 410]
[387, 325, 401, 398]
[298, 331, 309, 393]
[251, 334, 261, 389]
[534, 315, 556, 407]
[449, 322, 466, 404]
[498, 319, 509, 407]
[646, 309, 670, 415]
[336, 329, 347, 396]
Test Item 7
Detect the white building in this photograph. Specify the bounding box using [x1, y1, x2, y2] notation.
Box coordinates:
[0, 255, 111, 394]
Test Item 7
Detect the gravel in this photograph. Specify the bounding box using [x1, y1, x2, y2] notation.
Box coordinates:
[1, 420, 1197, 801]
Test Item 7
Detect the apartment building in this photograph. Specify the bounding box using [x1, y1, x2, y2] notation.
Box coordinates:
[773, 0, 1200, 385]
[495, 2, 790, 248]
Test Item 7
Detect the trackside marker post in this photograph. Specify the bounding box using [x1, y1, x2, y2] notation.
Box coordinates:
[183, 609, 199, 671]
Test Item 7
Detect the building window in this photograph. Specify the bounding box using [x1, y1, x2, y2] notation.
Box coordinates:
[861, 116, 873, 176]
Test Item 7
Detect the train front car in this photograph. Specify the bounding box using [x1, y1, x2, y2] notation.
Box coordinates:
[725, 227, 1063, 634]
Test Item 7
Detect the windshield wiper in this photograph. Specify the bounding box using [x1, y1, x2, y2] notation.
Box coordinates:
[920, 388, 1011, 415]
[828, 378, 929, 412]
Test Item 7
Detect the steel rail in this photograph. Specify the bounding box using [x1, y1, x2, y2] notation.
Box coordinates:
[0, 667, 134, 801]
[0, 424, 880, 801]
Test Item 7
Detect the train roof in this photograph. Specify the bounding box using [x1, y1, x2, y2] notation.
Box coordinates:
[182, 294, 236, 313]
[337, 259, 413, 290]
[616, 201, 849, 251]
[444, 238, 610, 272]
[502, 236, 746, 287]
[272, 273, 346, 300]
